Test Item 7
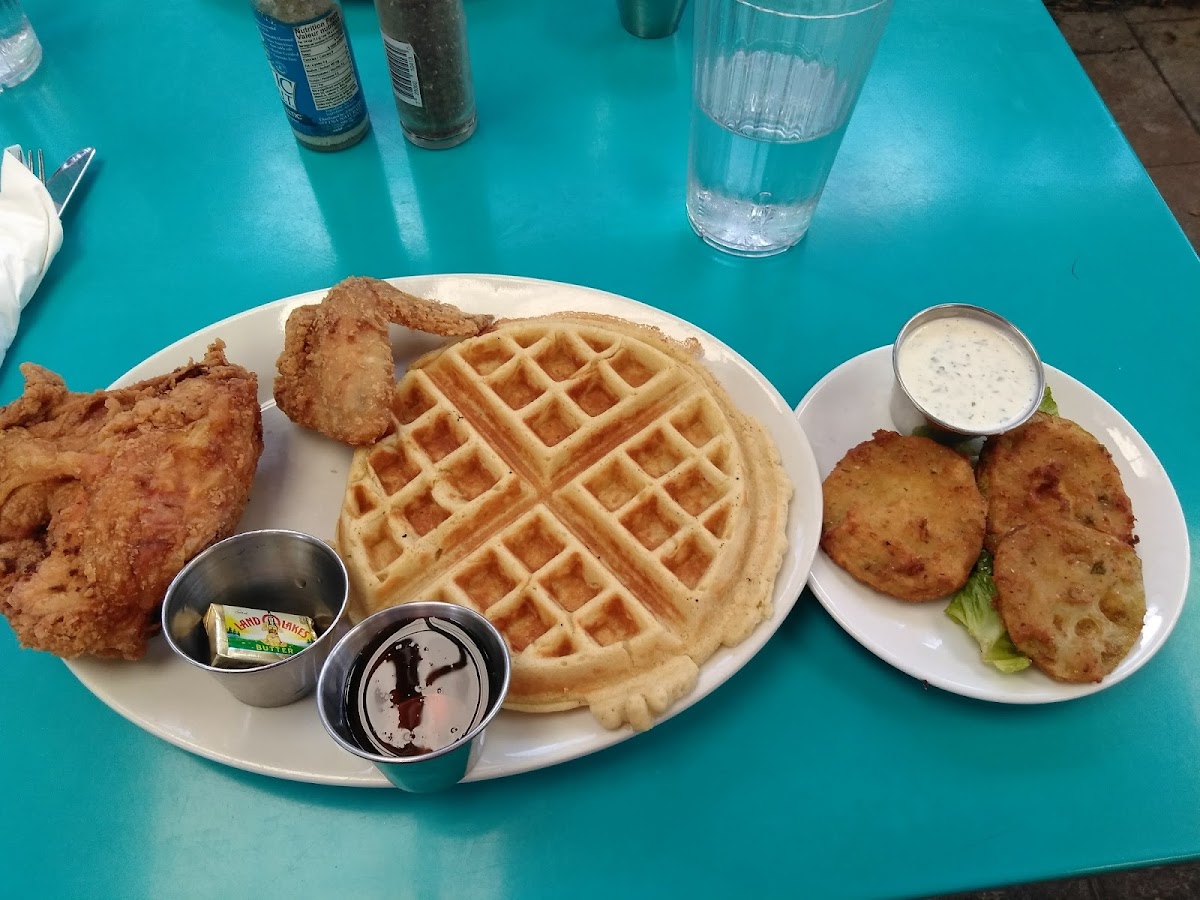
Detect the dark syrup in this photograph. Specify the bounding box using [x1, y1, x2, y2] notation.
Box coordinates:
[346, 617, 488, 758]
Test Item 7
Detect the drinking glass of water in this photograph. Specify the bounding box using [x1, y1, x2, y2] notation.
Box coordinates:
[686, 0, 893, 257]
[0, 0, 40, 91]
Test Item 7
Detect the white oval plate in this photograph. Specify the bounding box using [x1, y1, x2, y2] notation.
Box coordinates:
[795, 346, 1190, 703]
[64, 275, 822, 785]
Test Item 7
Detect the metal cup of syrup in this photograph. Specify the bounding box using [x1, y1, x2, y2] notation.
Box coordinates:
[316, 602, 511, 793]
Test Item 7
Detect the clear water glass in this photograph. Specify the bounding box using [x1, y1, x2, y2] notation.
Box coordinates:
[0, 0, 41, 91]
[686, 0, 893, 257]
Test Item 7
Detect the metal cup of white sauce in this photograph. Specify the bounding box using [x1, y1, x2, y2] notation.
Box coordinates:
[316, 602, 511, 793]
[161, 530, 350, 708]
[891, 303, 1046, 438]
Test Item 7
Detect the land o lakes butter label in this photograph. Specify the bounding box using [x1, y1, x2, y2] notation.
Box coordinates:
[203, 604, 317, 668]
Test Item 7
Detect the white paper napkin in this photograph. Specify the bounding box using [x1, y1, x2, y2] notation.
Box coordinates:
[0, 145, 63, 368]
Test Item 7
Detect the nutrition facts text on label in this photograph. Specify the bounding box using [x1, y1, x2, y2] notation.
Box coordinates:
[295, 11, 359, 111]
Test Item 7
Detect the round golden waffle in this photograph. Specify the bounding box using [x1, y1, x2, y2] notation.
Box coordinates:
[335, 314, 792, 730]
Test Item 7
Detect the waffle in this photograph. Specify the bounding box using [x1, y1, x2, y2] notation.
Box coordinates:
[335, 313, 792, 730]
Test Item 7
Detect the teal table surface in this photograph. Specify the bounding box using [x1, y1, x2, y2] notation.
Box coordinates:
[2, 1, 1198, 898]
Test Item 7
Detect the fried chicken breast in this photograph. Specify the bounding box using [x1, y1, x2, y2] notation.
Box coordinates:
[0, 342, 263, 659]
[821, 430, 986, 601]
[993, 519, 1146, 683]
[273, 276, 493, 446]
[976, 412, 1135, 553]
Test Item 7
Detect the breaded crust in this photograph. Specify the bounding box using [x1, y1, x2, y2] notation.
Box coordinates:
[821, 430, 985, 601]
[977, 413, 1135, 553]
[273, 277, 494, 446]
[993, 519, 1145, 683]
[349, 276, 494, 337]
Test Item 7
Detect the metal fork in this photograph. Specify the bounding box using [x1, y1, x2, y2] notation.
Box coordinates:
[22, 147, 44, 183]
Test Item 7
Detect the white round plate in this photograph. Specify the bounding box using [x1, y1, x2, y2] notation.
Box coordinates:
[796, 347, 1190, 703]
[64, 274, 822, 785]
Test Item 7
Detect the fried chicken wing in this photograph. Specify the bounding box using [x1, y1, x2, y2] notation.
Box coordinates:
[0, 341, 263, 659]
[273, 276, 493, 446]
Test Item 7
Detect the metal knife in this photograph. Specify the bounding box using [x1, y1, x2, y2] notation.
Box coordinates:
[45, 147, 96, 216]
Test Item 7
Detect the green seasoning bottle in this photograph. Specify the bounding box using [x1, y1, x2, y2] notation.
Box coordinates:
[374, 0, 477, 149]
[251, 0, 371, 151]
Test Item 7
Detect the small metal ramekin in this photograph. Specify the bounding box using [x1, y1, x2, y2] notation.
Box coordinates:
[316, 602, 511, 793]
[161, 529, 349, 708]
[617, 0, 689, 38]
[891, 303, 1046, 438]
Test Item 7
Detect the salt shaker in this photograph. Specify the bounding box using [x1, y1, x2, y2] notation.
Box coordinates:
[373, 0, 477, 149]
[251, 0, 371, 152]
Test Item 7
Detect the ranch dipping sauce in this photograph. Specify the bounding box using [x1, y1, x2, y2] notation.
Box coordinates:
[894, 306, 1043, 435]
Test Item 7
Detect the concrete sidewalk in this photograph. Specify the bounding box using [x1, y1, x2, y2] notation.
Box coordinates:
[1051, 0, 1200, 250]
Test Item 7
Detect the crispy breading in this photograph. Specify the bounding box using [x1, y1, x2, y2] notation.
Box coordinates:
[274, 290, 394, 447]
[976, 412, 1135, 553]
[364, 278, 494, 338]
[0, 342, 263, 659]
[993, 519, 1145, 683]
[821, 430, 985, 601]
[273, 277, 493, 446]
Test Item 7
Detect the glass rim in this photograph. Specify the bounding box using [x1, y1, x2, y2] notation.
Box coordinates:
[727, 0, 892, 19]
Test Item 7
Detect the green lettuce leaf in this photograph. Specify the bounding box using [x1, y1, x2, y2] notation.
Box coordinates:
[1038, 385, 1058, 416]
[945, 552, 1032, 673]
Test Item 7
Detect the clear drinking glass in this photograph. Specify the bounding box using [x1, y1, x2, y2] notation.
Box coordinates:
[0, 0, 41, 91]
[686, 0, 893, 257]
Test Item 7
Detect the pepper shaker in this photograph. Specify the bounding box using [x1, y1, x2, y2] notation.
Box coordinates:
[251, 0, 370, 152]
[374, 0, 477, 149]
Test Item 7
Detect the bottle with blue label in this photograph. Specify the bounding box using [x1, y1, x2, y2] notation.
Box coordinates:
[252, 0, 370, 151]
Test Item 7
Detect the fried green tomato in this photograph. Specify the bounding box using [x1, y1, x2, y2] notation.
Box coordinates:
[976, 413, 1135, 553]
[993, 519, 1145, 683]
[821, 430, 985, 601]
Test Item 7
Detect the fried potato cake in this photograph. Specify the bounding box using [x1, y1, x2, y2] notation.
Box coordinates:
[993, 519, 1145, 683]
[976, 412, 1135, 553]
[821, 430, 985, 601]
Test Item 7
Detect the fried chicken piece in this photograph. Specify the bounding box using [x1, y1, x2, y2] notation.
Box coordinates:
[993, 519, 1145, 683]
[821, 430, 985, 601]
[273, 276, 493, 446]
[0, 342, 263, 659]
[976, 413, 1136, 553]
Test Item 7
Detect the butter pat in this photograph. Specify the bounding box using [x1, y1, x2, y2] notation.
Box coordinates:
[203, 604, 317, 669]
